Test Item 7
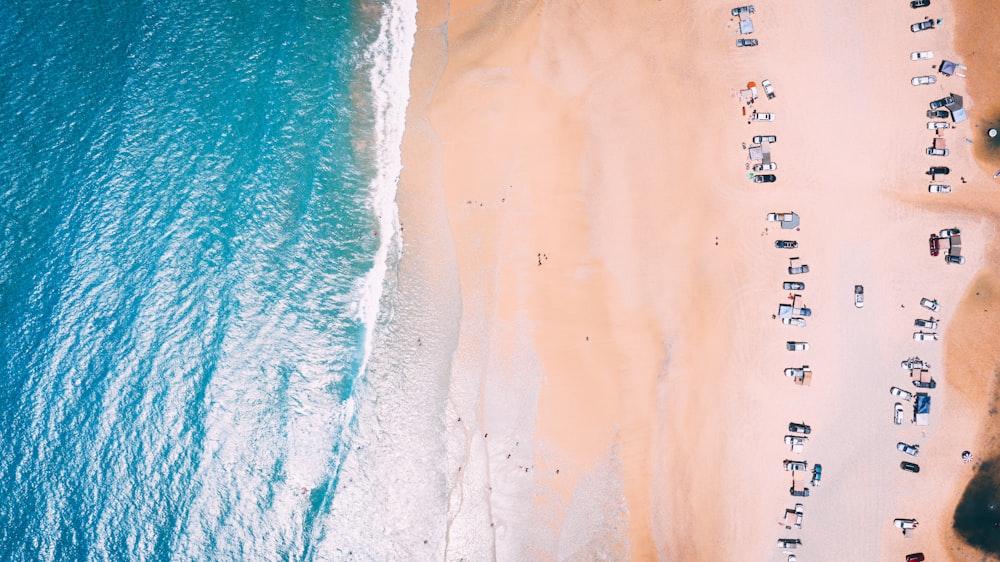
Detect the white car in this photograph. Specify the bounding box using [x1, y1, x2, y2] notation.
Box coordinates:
[928, 184, 951, 193]
[897, 442, 920, 456]
[894, 518, 919, 529]
[913, 331, 939, 341]
[854, 285, 864, 308]
[894, 403, 904, 425]
[753, 112, 775, 121]
[891, 386, 913, 401]
[920, 297, 940, 312]
[783, 460, 808, 471]
[786, 341, 809, 351]
[927, 147, 949, 156]
[783, 317, 807, 327]
[911, 50, 934, 60]
[912, 75, 937, 86]
[927, 121, 950, 130]
[762, 79, 775, 99]
[784, 366, 809, 378]
[940, 227, 961, 237]
[914, 318, 938, 329]
[754, 162, 777, 172]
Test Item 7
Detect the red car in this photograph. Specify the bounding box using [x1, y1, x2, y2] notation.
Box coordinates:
[929, 235, 940, 256]
[906, 554, 925, 562]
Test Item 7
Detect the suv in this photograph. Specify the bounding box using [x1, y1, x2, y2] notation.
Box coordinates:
[754, 174, 777, 183]
[854, 285, 864, 308]
[901, 357, 929, 369]
[927, 109, 949, 119]
[810, 464, 823, 486]
[929, 235, 941, 256]
[783, 317, 806, 327]
[920, 297, 940, 312]
[939, 227, 960, 237]
[914, 318, 938, 329]
[775, 240, 797, 249]
[786, 341, 809, 351]
[913, 331, 939, 341]
[926, 166, 950, 176]
[783, 281, 805, 290]
[912, 75, 936, 86]
[894, 518, 919, 529]
[911, 19, 935, 32]
[762, 79, 775, 99]
[927, 121, 949, 130]
[737, 38, 758, 47]
[789, 485, 810, 498]
[752, 112, 775, 122]
[753, 162, 777, 171]
[929, 97, 952, 109]
[891, 386, 914, 401]
[753, 135, 777, 143]
[929, 184, 951, 193]
[911, 0, 930, 7]
[777, 538, 802, 548]
[946, 255, 966, 265]
[912, 51, 934, 61]
[789, 422, 811, 434]
[901, 461, 921, 473]
[927, 147, 949, 156]
[897, 442, 920, 456]
[913, 378, 937, 389]
[731, 5, 755, 16]
[894, 403, 904, 425]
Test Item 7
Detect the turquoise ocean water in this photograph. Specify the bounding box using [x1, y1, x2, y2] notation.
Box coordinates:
[0, 0, 414, 558]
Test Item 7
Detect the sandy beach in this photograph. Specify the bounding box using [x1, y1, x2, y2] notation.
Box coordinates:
[396, 0, 1000, 559]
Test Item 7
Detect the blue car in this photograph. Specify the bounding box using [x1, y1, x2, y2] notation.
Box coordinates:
[811, 464, 823, 486]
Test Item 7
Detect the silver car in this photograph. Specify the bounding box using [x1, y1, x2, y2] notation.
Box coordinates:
[913, 331, 939, 341]
[894, 403, 904, 425]
[897, 442, 920, 456]
[912, 75, 936, 86]
[891, 386, 913, 401]
[914, 318, 938, 329]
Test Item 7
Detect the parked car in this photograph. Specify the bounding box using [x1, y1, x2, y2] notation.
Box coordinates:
[927, 121, 949, 130]
[775, 240, 797, 249]
[783, 317, 807, 327]
[911, 19, 935, 32]
[913, 331, 939, 341]
[784, 460, 808, 471]
[911, 0, 930, 7]
[755, 174, 777, 183]
[810, 464, 822, 486]
[767, 212, 796, 222]
[894, 403, 904, 425]
[930, 97, 953, 109]
[752, 112, 775, 121]
[901, 462, 921, 473]
[912, 75, 937, 86]
[894, 518, 919, 529]
[920, 297, 940, 312]
[912, 50, 934, 60]
[786, 341, 809, 351]
[731, 5, 755, 16]
[929, 235, 941, 256]
[784, 435, 808, 448]
[928, 184, 951, 193]
[946, 254, 966, 265]
[854, 285, 864, 308]
[789, 422, 811, 434]
[902, 357, 929, 369]
[783, 281, 805, 290]
[789, 486, 810, 498]
[907, 552, 926, 562]
[753, 135, 777, 143]
[940, 227, 961, 237]
[927, 147, 949, 156]
[796, 307, 812, 317]
[891, 386, 914, 401]
[777, 538, 802, 548]
[897, 442, 920, 456]
[914, 318, 938, 329]
[737, 38, 759, 47]
[753, 162, 777, 171]
[913, 378, 937, 389]
[788, 258, 809, 275]
[762, 79, 775, 99]
[926, 166, 950, 176]
[927, 109, 949, 118]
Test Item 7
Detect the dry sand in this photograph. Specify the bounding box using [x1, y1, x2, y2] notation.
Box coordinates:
[396, 0, 1000, 559]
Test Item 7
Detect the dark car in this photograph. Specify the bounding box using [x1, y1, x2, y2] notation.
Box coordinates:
[927, 109, 949, 119]
[737, 38, 758, 47]
[929, 235, 941, 256]
[913, 379, 937, 389]
[911, 19, 935, 32]
[789, 422, 811, 434]
[910, 0, 930, 7]
[753, 135, 777, 143]
[754, 174, 777, 183]
[789, 486, 810, 497]
[906, 553, 925, 562]
[783, 281, 805, 290]
[926, 166, 950, 176]
[929, 96, 953, 109]
[775, 240, 798, 249]
[901, 462, 921, 473]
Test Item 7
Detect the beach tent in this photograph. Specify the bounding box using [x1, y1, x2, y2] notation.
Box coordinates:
[915, 394, 930, 426]
[739, 18, 754, 34]
[951, 108, 968, 123]
[939, 60, 957, 76]
[945, 93, 964, 112]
